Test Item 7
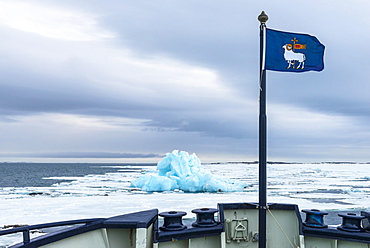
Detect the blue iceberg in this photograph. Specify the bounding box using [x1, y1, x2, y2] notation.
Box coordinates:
[131, 150, 246, 192]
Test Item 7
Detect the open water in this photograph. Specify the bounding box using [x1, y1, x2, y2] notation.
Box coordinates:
[0, 163, 156, 187]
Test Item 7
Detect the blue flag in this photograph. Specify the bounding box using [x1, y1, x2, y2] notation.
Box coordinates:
[265, 28, 325, 72]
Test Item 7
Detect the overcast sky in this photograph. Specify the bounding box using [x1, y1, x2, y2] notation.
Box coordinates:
[0, 0, 369, 163]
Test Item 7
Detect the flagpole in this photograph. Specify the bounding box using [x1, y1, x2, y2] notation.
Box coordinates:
[258, 11, 268, 248]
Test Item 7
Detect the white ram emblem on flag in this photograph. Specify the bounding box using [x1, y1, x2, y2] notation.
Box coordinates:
[282, 38, 306, 69]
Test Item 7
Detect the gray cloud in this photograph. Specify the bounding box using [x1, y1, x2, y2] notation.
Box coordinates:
[1, 1, 370, 162]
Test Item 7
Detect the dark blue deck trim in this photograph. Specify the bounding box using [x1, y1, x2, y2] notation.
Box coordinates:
[103, 209, 158, 229]
[303, 226, 370, 244]
[155, 224, 223, 243]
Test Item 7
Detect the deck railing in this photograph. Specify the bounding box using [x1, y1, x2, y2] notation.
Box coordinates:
[0, 218, 104, 245]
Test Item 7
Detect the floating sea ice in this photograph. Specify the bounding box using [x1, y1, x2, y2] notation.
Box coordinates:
[130, 150, 246, 192]
[131, 174, 178, 192]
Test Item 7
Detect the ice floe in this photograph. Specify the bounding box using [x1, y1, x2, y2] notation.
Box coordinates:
[130, 150, 247, 192]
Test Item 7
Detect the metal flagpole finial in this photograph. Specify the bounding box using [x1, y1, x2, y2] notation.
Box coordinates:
[258, 11, 268, 24]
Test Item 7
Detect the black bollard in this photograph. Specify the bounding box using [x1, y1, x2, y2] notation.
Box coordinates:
[159, 211, 187, 231]
[338, 213, 365, 232]
[361, 211, 370, 231]
[302, 209, 328, 228]
[191, 208, 218, 227]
